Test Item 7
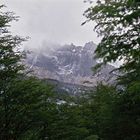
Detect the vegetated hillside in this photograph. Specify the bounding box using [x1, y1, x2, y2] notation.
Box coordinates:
[25, 42, 115, 87]
[43, 78, 93, 96]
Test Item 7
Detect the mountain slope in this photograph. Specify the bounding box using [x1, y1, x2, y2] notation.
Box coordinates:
[25, 42, 115, 86]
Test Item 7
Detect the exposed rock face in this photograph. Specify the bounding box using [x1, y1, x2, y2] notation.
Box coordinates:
[25, 42, 115, 86]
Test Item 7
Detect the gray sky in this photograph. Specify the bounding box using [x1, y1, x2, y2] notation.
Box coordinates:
[1, 0, 100, 49]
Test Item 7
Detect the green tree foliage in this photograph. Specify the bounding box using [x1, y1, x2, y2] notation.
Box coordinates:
[0, 5, 25, 83]
[83, 1, 140, 140]
[113, 82, 140, 140]
[0, 5, 55, 139]
[84, 0, 140, 85]
[0, 5, 25, 139]
[81, 83, 140, 140]
[82, 84, 118, 140]
[84, 135, 99, 140]
[47, 103, 90, 140]
[1, 1, 140, 140]
[0, 77, 55, 139]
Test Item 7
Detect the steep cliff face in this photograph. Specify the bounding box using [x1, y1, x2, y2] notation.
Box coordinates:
[26, 42, 115, 86]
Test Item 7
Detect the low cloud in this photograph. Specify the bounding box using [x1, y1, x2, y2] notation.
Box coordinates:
[2, 0, 100, 49]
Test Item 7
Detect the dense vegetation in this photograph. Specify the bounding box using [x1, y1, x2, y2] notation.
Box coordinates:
[0, 1, 140, 139]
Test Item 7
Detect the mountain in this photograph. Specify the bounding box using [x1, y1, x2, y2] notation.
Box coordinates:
[25, 42, 115, 87]
[43, 78, 93, 96]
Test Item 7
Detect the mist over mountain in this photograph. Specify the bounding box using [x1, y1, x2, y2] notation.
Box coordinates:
[25, 41, 115, 87]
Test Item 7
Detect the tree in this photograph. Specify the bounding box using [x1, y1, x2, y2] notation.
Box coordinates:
[83, 84, 118, 140]
[83, 1, 140, 140]
[0, 77, 55, 139]
[83, 0, 140, 85]
[0, 5, 25, 81]
[0, 5, 26, 139]
[45, 102, 90, 140]
[0, 5, 55, 140]
[113, 81, 140, 140]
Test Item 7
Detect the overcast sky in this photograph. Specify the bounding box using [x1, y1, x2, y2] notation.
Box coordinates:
[1, 0, 100, 49]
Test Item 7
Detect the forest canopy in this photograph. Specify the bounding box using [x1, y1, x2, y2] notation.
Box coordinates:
[83, 0, 140, 85]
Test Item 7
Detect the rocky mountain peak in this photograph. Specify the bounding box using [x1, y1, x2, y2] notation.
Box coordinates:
[25, 42, 115, 86]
